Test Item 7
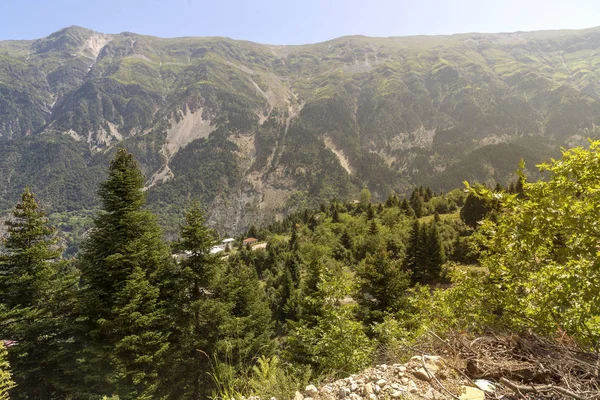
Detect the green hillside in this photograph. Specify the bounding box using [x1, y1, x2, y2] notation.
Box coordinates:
[2, 26, 600, 232]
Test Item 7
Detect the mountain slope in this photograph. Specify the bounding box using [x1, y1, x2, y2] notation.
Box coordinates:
[1, 26, 599, 232]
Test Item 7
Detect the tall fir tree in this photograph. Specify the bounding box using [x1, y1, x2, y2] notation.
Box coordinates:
[0, 342, 14, 400]
[76, 149, 174, 399]
[0, 189, 79, 399]
[165, 200, 223, 399]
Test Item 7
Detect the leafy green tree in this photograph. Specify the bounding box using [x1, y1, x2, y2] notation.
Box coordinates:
[0, 343, 14, 400]
[472, 141, 600, 347]
[77, 149, 174, 399]
[0, 189, 79, 399]
[287, 252, 373, 376]
[359, 188, 372, 206]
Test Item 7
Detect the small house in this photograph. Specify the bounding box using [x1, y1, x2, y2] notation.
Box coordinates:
[243, 237, 258, 246]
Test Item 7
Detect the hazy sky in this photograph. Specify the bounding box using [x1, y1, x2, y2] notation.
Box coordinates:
[1, 0, 600, 44]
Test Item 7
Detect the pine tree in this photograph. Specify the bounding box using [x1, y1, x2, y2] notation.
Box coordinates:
[425, 223, 446, 281]
[220, 260, 274, 367]
[0, 342, 14, 400]
[369, 219, 379, 235]
[403, 220, 421, 275]
[424, 186, 433, 202]
[164, 201, 222, 398]
[77, 149, 174, 399]
[356, 252, 410, 323]
[399, 198, 415, 218]
[385, 194, 399, 207]
[409, 190, 424, 218]
[340, 231, 352, 250]
[331, 206, 340, 223]
[0, 189, 79, 399]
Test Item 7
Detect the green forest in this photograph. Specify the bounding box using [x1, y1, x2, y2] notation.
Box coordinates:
[1, 140, 599, 399]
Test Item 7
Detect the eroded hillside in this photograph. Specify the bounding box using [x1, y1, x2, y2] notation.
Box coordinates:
[3, 26, 600, 232]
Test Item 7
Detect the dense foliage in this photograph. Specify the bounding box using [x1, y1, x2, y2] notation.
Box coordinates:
[1, 142, 600, 398]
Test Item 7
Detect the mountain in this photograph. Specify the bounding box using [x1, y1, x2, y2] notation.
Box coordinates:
[1, 25, 599, 234]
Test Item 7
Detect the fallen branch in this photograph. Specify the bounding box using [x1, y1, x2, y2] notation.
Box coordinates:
[421, 353, 461, 400]
[499, 377, 587, 400]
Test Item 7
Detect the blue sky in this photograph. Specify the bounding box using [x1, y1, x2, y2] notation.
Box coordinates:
[1, 0, 600, 44]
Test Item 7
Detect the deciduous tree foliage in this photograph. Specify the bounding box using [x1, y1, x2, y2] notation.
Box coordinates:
[472, 141, 600, 347]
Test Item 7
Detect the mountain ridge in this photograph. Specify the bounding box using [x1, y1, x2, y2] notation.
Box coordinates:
[2, 25, 600, 233]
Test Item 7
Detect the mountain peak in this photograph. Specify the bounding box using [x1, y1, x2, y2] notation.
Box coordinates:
[33, 26, 97, 54]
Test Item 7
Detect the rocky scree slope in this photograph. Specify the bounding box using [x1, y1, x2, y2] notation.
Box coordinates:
[2, 26, 600, 232]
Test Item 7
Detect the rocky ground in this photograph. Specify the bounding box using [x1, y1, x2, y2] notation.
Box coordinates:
[295, 355, 488, 400]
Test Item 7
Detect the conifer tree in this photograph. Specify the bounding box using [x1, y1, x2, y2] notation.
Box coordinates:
[356, 252, 410, 323]
[77, 149, 174, 399]
[409, 190, 424, 218]
[0, 343, 14, 400]
[403, 220, 421, 274]
[220, 260, 274, 366]
[165, 201, 222, 398]
[0, 189, 79, 399]
[425, 223, 446, 281]
[399, 198, 416, 218]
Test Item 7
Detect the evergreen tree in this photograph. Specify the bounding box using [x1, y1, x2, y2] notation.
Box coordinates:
[289, 227, 299, 252]
[220, 260, 274, 367]
[0, 343, 14, 400]
[340, 231, 352, 250]
[424, 186, 433, 202]
[331, 206, 340, 223]
[404, 222, 445, 285]
[368, 219, 379, 235]
[77, 149, 174, 399]
[385, 194, 399, 207]
[166, 201, 222, 398]
[399, 198, 415, 218]
[403, 220, 421, 274]
[409, 190, 424, 218]
[0, 189, 79, 399]
[515, 171, 526, 199]
[356, 252, 410, 323]
[247, 225, 258, 239]
[366, 203, 375, 220]
[425, 223, 446, 281]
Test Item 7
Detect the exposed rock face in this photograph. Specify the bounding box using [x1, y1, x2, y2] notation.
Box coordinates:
[5, 25, 600, 232]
